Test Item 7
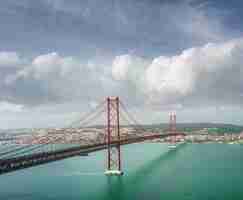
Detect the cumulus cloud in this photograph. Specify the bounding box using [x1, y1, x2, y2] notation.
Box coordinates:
[1, 52, 115, 106]
[20, 52, 81, 79]
[112, 54, 148, 82]
[112, 38, 243, 106]
[2, 38, 243, 110]
[1, 37, 243, 128]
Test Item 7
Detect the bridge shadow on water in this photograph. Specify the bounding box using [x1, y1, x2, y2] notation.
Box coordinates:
[99, 143, 187, 200]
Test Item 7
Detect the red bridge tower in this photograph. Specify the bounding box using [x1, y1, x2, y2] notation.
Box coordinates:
[105, 96, 123, 175]
[169, 112, 176, 134]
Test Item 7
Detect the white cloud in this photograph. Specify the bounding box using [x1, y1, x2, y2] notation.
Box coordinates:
[112, 38, 243, 106]
[3, 38, 243, 110]
[112, 54, 148, 82]
[2, 52, 112, 105]
[0, 52, 21, 67]
[0, 101, 24, 112]
[1, 38, 243, 127]
[112, 55, 131, 81]
[24, 52, 81, 79]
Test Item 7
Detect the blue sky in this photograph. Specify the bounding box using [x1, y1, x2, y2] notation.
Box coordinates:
[0, 0, 243, 128]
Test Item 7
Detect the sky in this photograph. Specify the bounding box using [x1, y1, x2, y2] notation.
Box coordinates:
[1, 0, 243, 129]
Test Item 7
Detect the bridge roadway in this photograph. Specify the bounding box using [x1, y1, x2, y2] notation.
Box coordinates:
[0, 133, 183, 175]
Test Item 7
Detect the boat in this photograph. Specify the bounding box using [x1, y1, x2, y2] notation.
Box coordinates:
[168, 143, 177, 149]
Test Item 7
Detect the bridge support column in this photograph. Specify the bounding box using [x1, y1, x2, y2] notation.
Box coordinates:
[105, 96, 123, 176]
[168, 112, 177, 149]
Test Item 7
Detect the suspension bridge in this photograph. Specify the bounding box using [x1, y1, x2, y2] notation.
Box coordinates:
[0, 97, 184, 175]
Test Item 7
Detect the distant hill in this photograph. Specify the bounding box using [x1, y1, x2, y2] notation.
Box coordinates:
[154, 123, 243, 129]
[141, 123, 243, 134]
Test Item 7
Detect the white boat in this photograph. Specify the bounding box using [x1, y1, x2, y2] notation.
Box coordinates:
[168, 144, 177, 149]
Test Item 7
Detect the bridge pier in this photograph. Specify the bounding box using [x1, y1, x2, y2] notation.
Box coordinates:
[105, 97, 123, 176]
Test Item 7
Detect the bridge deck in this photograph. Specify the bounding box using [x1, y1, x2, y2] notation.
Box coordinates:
[0, 133, 184, 175]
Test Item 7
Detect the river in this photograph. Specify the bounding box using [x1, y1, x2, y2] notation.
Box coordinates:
[0, 143, 243, 200]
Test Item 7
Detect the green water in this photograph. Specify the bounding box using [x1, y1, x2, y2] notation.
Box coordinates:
[0, 143, 243, 200]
